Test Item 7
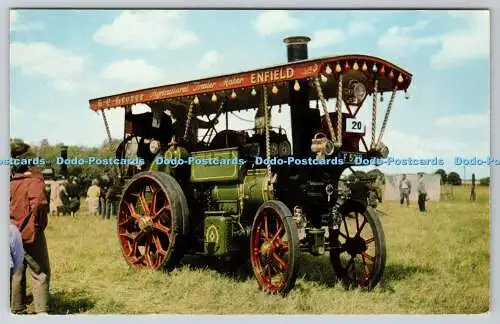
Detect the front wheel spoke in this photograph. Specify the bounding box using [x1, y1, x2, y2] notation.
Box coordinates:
[338, 231, 348, 239]
[153, 222, 172, 242]
[342, 217, 350, 237]
[278, 241, 289, 252]
[271, 225, 284, 243]
[263, 213, 269, 238]
[125, 202, 140, 220]
[361, 254, 370, 279]
[153, 206, 168, 218]
[120, 231, 142, 243]
[259, 228, 270, 240]
[262, 262, 271, 279]
[361, 251, 376, 262]
[152, 234, 168, 255]
[139, 192, 151, 215]
[126, 238, 139, 257]
[271, 251, 287, 270]
[150, 189, 158, 213]
[131, 255, 146, 265]
[365, 237, 375, 245]
[350, 258, 357, 281]
[144, 237, 153, 267]
[344, 257, 355, 273]
[118, 217, 134, 227]
[358, 218, 367, 233]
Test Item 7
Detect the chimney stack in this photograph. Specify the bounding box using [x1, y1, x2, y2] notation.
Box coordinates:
[283, 36, 320, 157]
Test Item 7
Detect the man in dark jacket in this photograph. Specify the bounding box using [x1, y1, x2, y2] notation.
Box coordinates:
[10, 143, 50, 314]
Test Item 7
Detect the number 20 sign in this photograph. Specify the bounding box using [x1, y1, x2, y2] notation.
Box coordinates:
[345, 118, 365, 134]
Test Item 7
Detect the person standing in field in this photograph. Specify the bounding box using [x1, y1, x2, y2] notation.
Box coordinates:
[49, 180, 61, 216]
[86, 179, 101, 216]
[470, 173, 476, 202]
[417, 173, 427, 214]
[399, 174, 411, 207]
[10, 144, 51, 315]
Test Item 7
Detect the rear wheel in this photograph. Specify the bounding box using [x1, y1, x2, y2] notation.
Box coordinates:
[329, 204, 386, 289]
[117, 171, 189, 271]
[250, 200, 300, 295]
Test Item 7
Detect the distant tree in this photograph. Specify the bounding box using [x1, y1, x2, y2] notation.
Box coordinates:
[40, 139, 49, 147]
[447, 172, 462, 186]
[435, 169, 447, 185]
[479, 177, 490, 186]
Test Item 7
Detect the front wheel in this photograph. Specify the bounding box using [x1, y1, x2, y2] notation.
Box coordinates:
[117, 171, 189, 271]
[250, 200, 300, 296]
[329, 202, 386, 289]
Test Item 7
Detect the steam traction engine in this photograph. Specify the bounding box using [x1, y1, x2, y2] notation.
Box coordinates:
[89, 36, 412, 295]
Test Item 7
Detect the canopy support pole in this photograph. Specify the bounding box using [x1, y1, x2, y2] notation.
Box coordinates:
[376, 86, 397, 148]
[371, 80, 379, 149]
[262, 85, 272, 180]
[101, 109, 121, 178]
[335, 75, 343, 147]
[183, 100, 195, 141]
[313, 77, 338, 145]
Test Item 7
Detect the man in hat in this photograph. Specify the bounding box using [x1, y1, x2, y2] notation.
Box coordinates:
[399, 174, 411, 207]
[10, 141, 51, 314]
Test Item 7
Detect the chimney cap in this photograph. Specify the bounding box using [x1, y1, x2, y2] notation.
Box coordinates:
[283, 36, 311, 45]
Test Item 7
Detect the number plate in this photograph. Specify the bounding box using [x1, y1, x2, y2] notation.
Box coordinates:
[340, 151, 363, 164]
[346, 118, 365, 133]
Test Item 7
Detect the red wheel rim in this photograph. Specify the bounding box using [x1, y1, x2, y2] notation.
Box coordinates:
[250, 207, 291, 293]
[335, 211, 378, 286]
[117, 177, 173, 270]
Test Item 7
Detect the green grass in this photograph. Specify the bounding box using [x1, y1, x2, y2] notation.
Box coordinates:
[38, 185, 489, 314]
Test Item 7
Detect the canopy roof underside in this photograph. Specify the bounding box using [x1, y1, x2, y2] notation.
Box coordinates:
[89, 54, 413, 116]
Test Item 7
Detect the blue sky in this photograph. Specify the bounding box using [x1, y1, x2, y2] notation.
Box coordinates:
[10, 10, 490, 178]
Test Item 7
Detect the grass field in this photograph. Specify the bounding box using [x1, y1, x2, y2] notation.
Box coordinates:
[35, 185, 489, 314]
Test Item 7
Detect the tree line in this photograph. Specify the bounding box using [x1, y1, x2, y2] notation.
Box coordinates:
[12, 138, 121, 185]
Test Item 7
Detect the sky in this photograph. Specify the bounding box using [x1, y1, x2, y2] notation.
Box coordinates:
[10, 9, 491, 178]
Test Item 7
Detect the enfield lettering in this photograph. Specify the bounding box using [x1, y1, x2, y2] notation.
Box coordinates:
[250, 67, 294, 84]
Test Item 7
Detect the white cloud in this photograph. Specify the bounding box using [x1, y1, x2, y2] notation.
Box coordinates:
[309, 18, 376, 49]
[348, 21, 375, 36]
[100, 59, 166, 86]
[378, 20, 440, 57]
[434, 113, 489, 129]
[198, 50, 222, 70]
[10, 10, 44, 32]
[377, 129, 490, 176]
[378, 11, 489, 68]
[383, 129, 489, 158]
[10, 42, 85, 91]
[93, 10, 199, 50]
[309, 29, 346, 49]
[430, 11, 489, 69]
[253, 11, 301, 36]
